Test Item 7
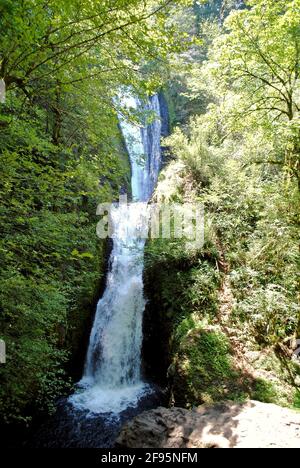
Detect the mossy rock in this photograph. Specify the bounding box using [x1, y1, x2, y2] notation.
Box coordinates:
[171, 328, 252, 407]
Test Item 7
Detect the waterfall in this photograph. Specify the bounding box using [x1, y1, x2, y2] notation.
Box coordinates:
[70, 94, 162, 415]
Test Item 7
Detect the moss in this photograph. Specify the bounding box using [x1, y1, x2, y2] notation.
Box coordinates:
[143, 234, 235, 404]
[251, 379, 278, 404]
[293, 390, 300, 409]
[171, 329, 251, 407]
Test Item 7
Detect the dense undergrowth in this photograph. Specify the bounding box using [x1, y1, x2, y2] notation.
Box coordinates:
[145, 157, 300, 408]
[0, 107, 130, 424]
[144, 0, 300, 410]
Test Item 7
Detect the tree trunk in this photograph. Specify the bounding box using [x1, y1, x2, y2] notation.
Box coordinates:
[52, 83, 62, 145]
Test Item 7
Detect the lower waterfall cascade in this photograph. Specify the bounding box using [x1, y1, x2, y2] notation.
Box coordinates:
[70, 94, 162, 415]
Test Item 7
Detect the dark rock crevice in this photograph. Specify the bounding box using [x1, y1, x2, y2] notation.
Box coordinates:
[141, 270, 173, 387]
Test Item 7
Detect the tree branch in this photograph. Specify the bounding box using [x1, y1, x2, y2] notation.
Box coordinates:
[23, 1, 173, 79]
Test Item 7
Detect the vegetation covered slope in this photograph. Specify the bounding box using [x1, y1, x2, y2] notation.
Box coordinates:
[143, 0, 300, 409]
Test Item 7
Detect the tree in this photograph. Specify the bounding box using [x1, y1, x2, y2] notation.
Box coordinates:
[0, 0, 185, 97]
[211, 0, 300, 184]
[0, 0, 194, 147]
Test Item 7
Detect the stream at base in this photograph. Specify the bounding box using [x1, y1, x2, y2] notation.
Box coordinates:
[27, 388, 165, 448]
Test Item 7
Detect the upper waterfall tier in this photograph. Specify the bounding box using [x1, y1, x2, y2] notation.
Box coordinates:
[119, 94, 162, 202]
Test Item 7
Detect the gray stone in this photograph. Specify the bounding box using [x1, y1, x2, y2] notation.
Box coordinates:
[116, 401, 300, 448]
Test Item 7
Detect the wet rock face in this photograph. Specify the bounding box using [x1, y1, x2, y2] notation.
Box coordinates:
[116, 401, 300, 449]
[158, 93, 170, 138]
[141, 253, 172, 386]
[158, 92, 171, 167]
[141, 293, 172, 386]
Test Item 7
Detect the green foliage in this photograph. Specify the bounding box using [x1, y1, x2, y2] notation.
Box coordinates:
[0, 0, 299, 427]
[145, 235, 221, 325]
[293, 390, 300, 409]
[214, 0, 300, 120]
[143, 0, 300, 411]
[168, 133, 299, 346]
[0, 0, 194, 103]
[234, 286, 299, 346]
[0, 0, 200, 426]
[209, 0, 300, 184]
[251, 379, 278, 404]
[0, 143, 111, 423]
[173, 329, 244, 407]
[221, 180, 299, 345]
[165, 115, 224, 186]
[164, 62, 299, 349]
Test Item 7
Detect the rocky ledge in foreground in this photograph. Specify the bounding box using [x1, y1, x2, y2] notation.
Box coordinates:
[116, 401, 300, 448]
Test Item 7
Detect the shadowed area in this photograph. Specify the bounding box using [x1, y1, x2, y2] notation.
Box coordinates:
[116, 401, 300, 448]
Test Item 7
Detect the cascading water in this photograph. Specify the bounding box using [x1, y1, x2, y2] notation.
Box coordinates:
[70, 94, 162, 416]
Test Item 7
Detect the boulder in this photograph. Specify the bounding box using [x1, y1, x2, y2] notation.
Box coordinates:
[116, 401, 300, 448]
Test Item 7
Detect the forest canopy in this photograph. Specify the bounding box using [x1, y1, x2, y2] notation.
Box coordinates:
[0, 0, 299, 439]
